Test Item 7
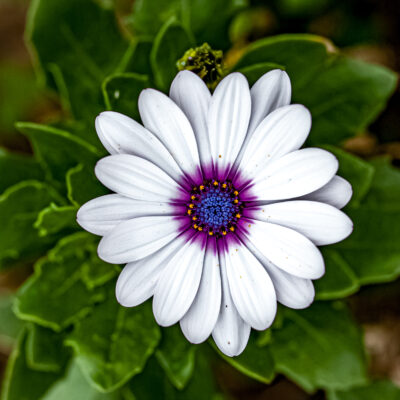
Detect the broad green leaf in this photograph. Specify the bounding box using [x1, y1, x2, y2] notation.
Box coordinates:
[235, 34, 397, 145]
[269, 302, 367, 392]
[25, 324, 70, 373]
[66, 164, 108, 207]
[0, 181, 64, 269]
[322, 145, 375, 207]
[128, 0, 247, 49]
[14, 233, 108, 331]
[16, 122, 100, 186]
[129, 349, 221, 400]
[122, 39, 153, 75]
[333, 159, 400, 285]
[150, 18, 194, 92]
[26, 0, 128, 122]
[34, 204, 79, 237]
[0, 149, 44, 194]
[315, 154, 400, 299]
[65, 291, 161, 392]
[155, 325, 196, 389]
[212, 334, 275, 384]
[328, 381, 400, 400]
[0, 293, 23, 349]
[1, 329, 64, 400]
[102, 73, 150, 120]
[42, 362, 122, 400]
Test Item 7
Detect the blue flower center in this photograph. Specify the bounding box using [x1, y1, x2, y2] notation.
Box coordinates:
[187, 180, 243, 236]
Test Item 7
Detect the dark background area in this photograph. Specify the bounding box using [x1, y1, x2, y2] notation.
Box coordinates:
[0, 0, 399, 398]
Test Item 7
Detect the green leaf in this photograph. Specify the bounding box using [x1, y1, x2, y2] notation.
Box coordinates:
[181, 0, 248, 50]
[328, 381, 400, 400]
[128, 0, 247, 49]
[235, 34, 397, 145]
[236, 62, 286, 85]
[1, 328, 64, 400]
[66, 164, 108, 207]
[269, 302, 367, 392]
[34, 204, 79, 237]
[65, 292, 161, 392]
[42, 362, 123, 400]
[16, 122, 100, 186]
[25, 324, 70, 373]
[334, 159, 400, 285]
[212, 333, 275, 384]
[0, 149, 44, 194]
[121, 39, 153, 76]
[155, 325, 196, 390]
[102, 73, 150, 120]
[14, 233, 108, 331]
[0, 293, 23, 349]
[129, 349, 221, 400]
[26, 0, 128, 122]
[0, 181, 64, 269]
[150, 18, 194, 92]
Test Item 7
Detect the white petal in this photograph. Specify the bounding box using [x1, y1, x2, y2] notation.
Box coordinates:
[180, 240, 221, 344]
[248, 69, 292, 137]
[98, 216, 182, 264]
[139, 89, 200, 176]
[95, 112, 182, 181]
[251, 200, 353, 245]
[169, 71, 212, 168]
[225, 242, 277, 330]
[237, 104, 311, 178]
[95, 154, 181, 202]
[116, 236, 185, 307]
[208, 73, 251, 177]
[250, 148, 338, 201]
[300, 175, 353, 209]
[245, 240, 315, 309]
[77, 194, 176, 236]
[153, 236, 206, 326]
[212, 249, 251, 357]
[244, 220, 325, 279]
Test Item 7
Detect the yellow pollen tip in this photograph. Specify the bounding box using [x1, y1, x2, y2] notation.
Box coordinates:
[187, 210, 192, 215]
[234, 199, 239, 204]
[191, 195, 196, 200]
[198, 227, 203, 231]
[213, 181, 218, 186]
[192, 216, 197, 221]
[193, 224, 198, 229]
[222, 183, 227, 188]
[208, 231, 213, 236]
[229, 226, 235, 232]
[233, 190, 239, 196]
[222, 231, 227, 235]
[189, 204, 194, 209]
[236, 213, 241, 218]
[199, 185, 204, 190]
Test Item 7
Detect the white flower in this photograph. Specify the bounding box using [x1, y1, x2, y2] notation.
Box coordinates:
[77, 70, 353, 357]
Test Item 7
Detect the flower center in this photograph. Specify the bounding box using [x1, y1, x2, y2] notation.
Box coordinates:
[186, 180, 242, 236]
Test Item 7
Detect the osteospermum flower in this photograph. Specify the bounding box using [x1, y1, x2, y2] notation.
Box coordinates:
[77, 70, 353, 357]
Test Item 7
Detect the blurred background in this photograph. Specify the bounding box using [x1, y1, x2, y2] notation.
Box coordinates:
[0, 0, 399, 398]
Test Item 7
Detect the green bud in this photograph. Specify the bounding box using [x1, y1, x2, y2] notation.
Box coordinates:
[176, 43, 224, 90]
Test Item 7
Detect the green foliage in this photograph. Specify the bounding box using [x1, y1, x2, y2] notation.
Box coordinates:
[1, 329, 65, 400]
[328, 381, 400, 400]
[14, 234, 109, 331]
[26, 0, 128, 123]
[102, 73, 150, 120]
[235, 34, 397, 145]
[155, 325, 196, 389]
[65, 289, 161, 392]
[0, 293, 23, 349]
[0, 181, 64, 269]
